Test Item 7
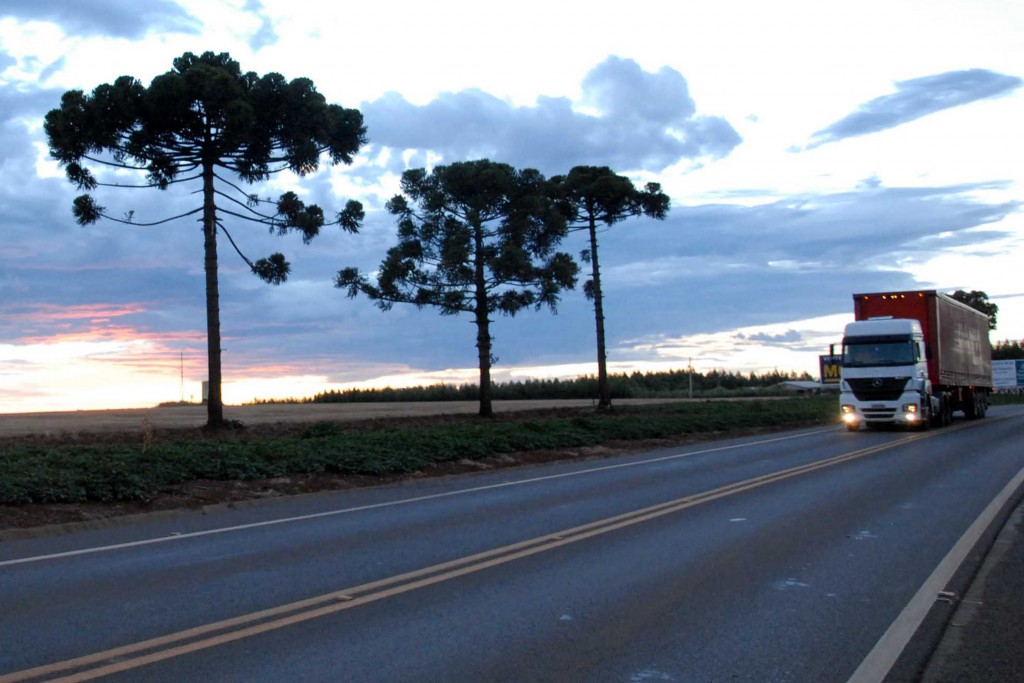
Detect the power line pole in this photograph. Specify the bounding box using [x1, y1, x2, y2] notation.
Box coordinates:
[688, 357, 693, 399]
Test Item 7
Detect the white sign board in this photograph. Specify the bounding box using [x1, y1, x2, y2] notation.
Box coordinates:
[992, 359, 1024, 388]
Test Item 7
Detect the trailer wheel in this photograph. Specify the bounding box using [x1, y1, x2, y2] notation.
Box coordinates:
[965, 390, 989, 420]
[964, 391, 978, 420]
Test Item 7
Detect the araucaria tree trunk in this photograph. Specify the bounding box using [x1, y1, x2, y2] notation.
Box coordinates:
[475, 311, 493, 417]
[473, 217, 494, 417]
[588, 215, 611, 410]
[201, 161, 224, 428]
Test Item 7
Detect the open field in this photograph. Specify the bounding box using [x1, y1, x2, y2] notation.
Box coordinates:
[0, 399, 694, 437]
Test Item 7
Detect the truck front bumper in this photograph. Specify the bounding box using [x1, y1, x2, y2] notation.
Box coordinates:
[840, 393, 926, 429]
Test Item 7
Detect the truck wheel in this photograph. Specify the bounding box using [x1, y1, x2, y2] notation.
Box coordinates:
[964, 392, 978, 420]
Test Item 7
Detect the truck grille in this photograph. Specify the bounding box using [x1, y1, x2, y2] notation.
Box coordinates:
[862, 407, 898, 420]
[847, 377, 909, 401]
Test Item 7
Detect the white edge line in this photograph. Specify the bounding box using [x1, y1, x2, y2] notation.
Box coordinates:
[0, 428, 833, 568]
[846, 463, 1024, 683]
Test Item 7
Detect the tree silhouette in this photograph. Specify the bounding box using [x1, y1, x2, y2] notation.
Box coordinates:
[337, 160, 578, 417]
[45, 51, 366, 427]
[992, 339, 1023, 360]
[553, 166, 670, 409]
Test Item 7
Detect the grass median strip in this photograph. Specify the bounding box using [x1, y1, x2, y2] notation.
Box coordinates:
[0, 398, 836, 505]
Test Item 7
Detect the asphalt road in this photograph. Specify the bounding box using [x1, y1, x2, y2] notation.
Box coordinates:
[2, 406, 1022, 682]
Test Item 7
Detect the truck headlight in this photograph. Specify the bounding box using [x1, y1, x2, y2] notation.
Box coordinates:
[902, 404, 918, 414]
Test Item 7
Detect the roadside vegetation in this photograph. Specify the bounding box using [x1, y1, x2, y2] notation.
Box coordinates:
[0, 397, 834, 505]
[992, 339, 1024, 359]
[991, 392, 1024, 405]
[252, 368, 818, 405]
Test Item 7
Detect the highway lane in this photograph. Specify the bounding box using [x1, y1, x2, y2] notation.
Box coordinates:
[1, 406, 1022, 682]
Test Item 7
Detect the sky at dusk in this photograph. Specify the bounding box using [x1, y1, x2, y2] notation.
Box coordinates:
[1, 0, 1023, 413]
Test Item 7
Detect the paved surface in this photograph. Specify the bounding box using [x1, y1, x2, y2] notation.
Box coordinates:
[917, 496, 1024, 682]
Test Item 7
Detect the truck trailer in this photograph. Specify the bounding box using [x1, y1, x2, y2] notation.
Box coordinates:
[840, 290, 992, 431]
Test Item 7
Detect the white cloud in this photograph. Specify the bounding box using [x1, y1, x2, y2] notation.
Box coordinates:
[805, 69, 1023, 149]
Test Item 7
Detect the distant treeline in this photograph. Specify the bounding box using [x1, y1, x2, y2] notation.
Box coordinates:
[994, 339, 1024, 360]
[251, 369, 816, 405]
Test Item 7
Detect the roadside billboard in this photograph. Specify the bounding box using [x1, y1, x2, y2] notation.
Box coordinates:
[819, 354, 843, 385]
[992, 359, 1024, 388]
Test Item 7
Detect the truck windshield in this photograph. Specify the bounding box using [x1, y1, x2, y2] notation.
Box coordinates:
[843, 341, 916, 367]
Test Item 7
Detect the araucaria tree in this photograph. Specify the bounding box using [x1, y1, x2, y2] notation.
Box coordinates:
[336, 160, 578, 417]
[45, 51, 367, 428]
[553, 166, 670, 409]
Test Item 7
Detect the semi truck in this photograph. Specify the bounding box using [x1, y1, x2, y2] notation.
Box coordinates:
[840, 290, 992, 431]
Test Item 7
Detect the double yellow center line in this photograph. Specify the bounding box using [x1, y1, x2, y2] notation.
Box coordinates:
[2, 432, 929, 683]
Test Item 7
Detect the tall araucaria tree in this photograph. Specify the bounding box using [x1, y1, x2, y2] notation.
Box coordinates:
[336, 160, 578, 417]
[553, 166, 670, 410]
[45, 51, 366, 428]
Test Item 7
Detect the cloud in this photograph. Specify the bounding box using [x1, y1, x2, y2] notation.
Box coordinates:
[537, 181, 1021, 357]
[746, 329, 802, 344]
[363, 56, 741, 175]
[0, 0, 200, 39]
[7, 163, 1012, 379]
[0, 82, 63, 123]
[806, 69, 1023, 149]
[301, 179, 1016, 375]
[2, 42, 1019, 406]
[243, 0, 278, 50]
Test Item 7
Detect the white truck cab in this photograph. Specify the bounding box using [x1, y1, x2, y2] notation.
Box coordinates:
[840, 318, 935, 430]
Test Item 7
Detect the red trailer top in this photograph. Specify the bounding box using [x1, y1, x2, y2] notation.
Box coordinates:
[853, 290, 932, 323]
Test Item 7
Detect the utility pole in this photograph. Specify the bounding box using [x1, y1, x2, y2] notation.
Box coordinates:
[180, 351, 184, 403]
[688, 357, 694, 399]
